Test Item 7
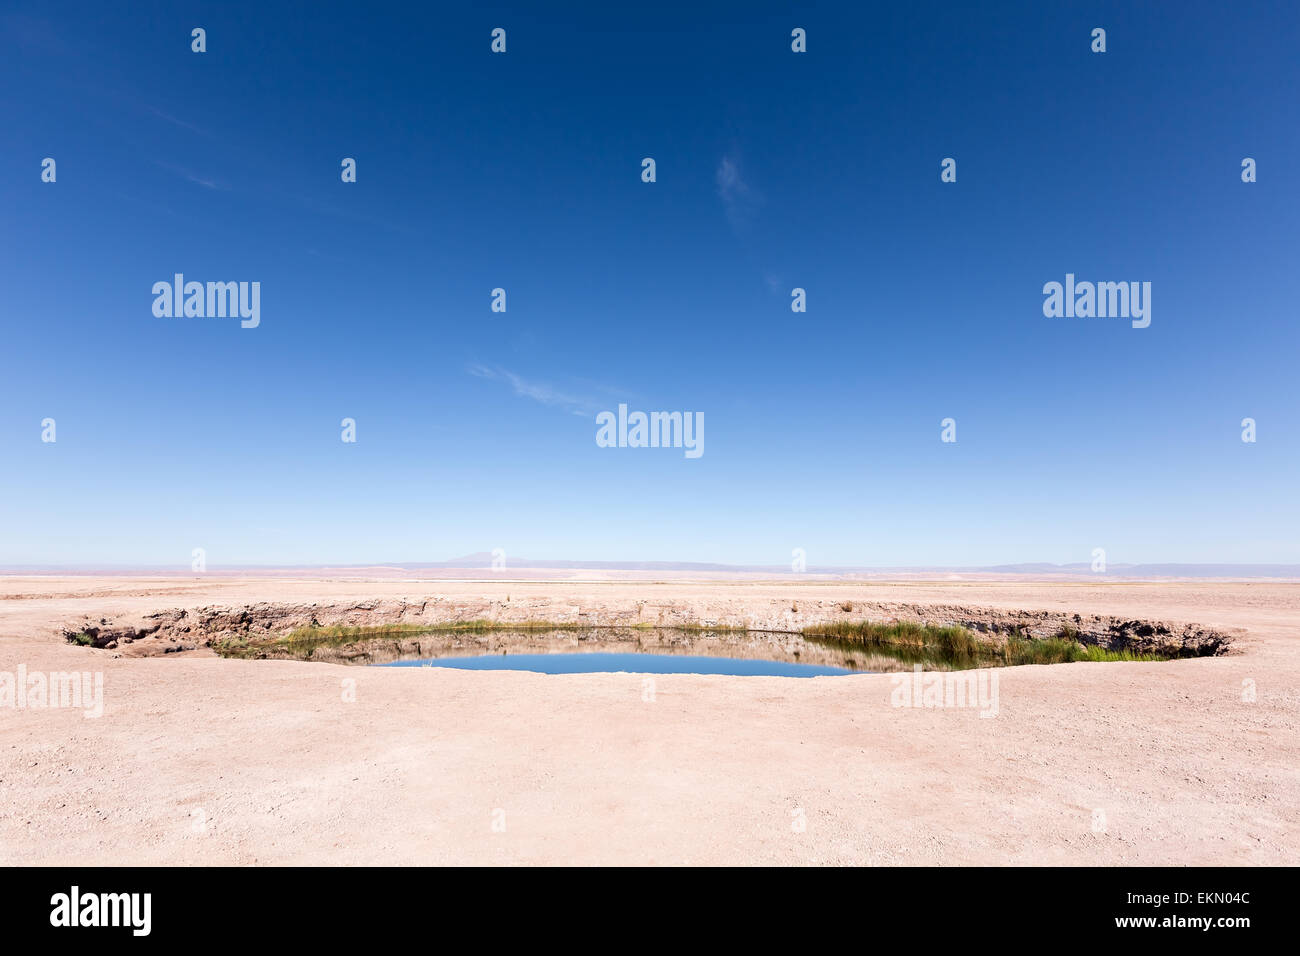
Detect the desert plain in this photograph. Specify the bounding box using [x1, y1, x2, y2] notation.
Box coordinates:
[1, 573, 1296, 865]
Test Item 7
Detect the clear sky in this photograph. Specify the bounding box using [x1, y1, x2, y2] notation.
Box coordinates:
[2, 1, 1297, 568]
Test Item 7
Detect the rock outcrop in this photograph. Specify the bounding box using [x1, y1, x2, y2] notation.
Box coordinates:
[60, 596, 1234, 658]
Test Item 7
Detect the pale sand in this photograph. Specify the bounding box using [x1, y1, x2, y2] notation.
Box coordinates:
[1, 575, 1296, 865]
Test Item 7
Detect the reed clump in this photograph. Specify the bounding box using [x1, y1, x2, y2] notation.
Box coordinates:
[802, 620, 1166, 666]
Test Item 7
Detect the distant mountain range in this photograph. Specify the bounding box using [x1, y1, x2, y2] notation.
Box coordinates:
[8, 555, 1297, 579]
[979, 562, 1300, 578]
[394, 554, 1300, 577]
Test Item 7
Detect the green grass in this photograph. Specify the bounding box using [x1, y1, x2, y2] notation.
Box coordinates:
[1002, 636, 1163, 664]
[67, 631, 96, 647]
[210, 616, 1167, 666]
[802, 620, 1167, 667]
[803, 620, 987, 657]
[214, 623, 422, 658]
[213, 619, 745, 659]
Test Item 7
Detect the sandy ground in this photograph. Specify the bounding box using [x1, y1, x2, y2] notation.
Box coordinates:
[1, 575, 1297, 866]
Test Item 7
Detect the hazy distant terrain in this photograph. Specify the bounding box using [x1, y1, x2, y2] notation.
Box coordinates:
[4, 554, 1299, 580]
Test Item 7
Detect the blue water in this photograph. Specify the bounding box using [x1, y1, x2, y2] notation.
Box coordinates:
[382, 652, 859, 677]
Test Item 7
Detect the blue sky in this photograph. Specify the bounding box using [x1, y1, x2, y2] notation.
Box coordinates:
[2, 1, 1297, 568]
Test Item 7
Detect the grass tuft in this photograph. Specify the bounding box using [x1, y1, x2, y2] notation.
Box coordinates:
[803, 620, 1166, 666]
[213, 619, 747, 659]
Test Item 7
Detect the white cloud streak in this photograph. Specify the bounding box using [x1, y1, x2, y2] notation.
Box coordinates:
[468, 364, 603, 417]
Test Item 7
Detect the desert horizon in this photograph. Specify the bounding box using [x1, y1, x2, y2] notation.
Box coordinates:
[2, 571, 1295, 869]
[7, 556, 1300, 581]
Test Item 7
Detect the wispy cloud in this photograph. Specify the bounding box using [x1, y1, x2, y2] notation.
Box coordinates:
[147, 106, 215, 139]
[468, 364, 605, 417]
[716, 153, 761, 232]
[152, 159, 227, 191]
